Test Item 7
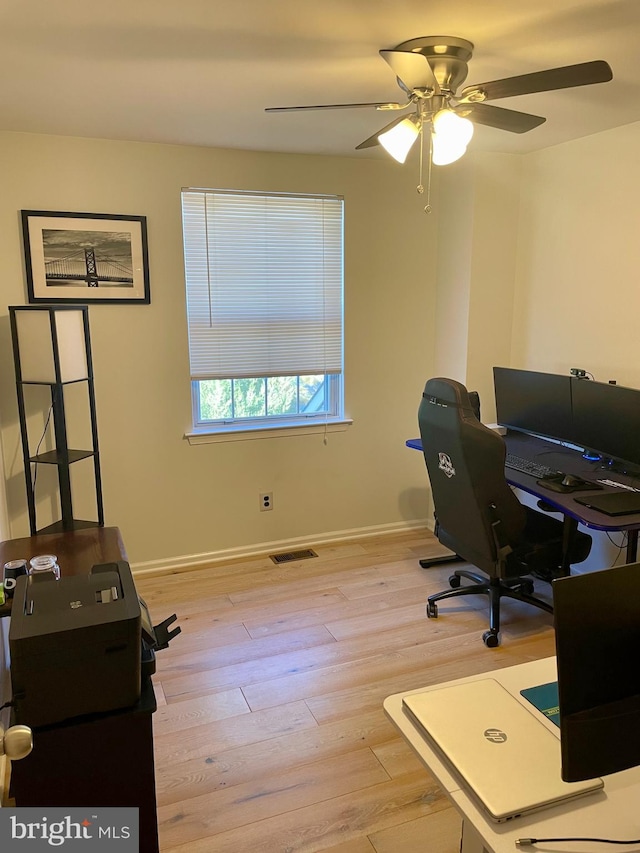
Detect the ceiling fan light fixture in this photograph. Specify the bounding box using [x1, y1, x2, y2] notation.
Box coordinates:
[432, 109, 474, 146]
[431, 137, 468, 166]
[431, 108, 474, 166]
[378, 115, 421, 163]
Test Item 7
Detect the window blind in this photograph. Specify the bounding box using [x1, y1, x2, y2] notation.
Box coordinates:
[182, 189, 344, 381]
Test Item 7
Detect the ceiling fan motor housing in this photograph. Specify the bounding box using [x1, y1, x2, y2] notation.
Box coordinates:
[395, 36, 474, 95]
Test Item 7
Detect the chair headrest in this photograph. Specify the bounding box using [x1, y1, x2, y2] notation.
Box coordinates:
[423, 377, 478, 417]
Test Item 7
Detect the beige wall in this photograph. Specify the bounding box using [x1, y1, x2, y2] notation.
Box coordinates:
[513, 121, 640, 386]
[432, 120, 640, 424]
[0, 132, 439, 566]
[433, 151, 522, 422]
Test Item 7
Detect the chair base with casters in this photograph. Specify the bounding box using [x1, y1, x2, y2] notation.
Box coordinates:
[426, 569, 553, 648]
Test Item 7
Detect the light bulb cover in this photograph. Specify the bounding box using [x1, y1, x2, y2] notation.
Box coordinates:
[432, 136, 468, 166]
[431, 109, 474, 166]
[432, 109, 474, 146]
[378, 116, 421, 164]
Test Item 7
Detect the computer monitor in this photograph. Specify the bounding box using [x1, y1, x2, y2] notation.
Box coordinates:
[570, 378, 640, 470]
[493, 367, 574, 443]
[553, 563, 640, 781]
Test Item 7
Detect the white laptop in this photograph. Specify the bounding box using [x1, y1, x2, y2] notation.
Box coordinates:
[402, 678, 603, 822]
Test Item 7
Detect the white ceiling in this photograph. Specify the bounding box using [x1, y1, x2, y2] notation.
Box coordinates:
[0, 0, 638, 159]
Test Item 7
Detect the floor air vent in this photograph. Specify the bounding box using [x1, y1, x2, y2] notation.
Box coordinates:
[270, 548, 318, 564]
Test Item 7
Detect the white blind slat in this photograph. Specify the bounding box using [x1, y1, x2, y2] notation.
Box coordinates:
[182, 190, 344, 381]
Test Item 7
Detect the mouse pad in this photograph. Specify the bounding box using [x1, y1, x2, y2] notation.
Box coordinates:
[575, 490, 640, 516]
[537, 475, 602, 494]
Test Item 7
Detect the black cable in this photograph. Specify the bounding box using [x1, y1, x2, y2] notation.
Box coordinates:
[606, 530, 626, 566]
[0, 700, 15, 713]
[517, 837, 640, 847]
[31, 403, 53, 491]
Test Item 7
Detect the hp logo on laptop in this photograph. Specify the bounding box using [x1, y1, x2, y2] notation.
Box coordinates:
[484, 728, 508, 743]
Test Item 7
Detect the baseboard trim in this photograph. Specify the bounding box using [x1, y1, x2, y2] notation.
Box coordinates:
[130, 518, 432, 578]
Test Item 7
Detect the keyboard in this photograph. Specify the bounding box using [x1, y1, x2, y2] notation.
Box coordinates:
[505, 453, 554, 479]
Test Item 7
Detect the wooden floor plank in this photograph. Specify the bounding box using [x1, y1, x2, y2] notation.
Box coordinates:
[152, 688, 250, 736]
[153, 700, 319, 767]
[161, 616, 456, 703]
[371, 737, 427, 779]
[159, 624, 336, 681]
[155, 708, 397, 807]
[369, 807, 462, 853]
[160, 771, 448, 853]
[240, 627, 503, 711]
[157, 748, 391, 849]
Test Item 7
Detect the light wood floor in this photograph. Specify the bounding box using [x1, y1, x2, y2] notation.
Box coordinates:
[135, 529, 557, 853]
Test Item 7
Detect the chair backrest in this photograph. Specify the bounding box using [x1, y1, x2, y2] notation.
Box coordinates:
[418, 377, 527, 575]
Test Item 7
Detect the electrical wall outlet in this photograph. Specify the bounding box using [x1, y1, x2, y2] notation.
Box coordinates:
[259, 492, 273, 511]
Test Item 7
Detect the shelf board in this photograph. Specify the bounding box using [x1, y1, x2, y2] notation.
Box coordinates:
[30, 449, 96, 465]
[36, 520, 102, 535]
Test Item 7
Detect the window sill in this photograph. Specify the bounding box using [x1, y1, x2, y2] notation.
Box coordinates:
[185, 417, 353, 445]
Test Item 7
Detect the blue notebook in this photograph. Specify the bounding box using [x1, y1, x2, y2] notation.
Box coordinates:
[520, 681, 560, 727]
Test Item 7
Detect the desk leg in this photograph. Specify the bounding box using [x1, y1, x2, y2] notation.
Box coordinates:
[560, 516, 579, 576]
[460, 819, 491, 853]
[627, 529, 638, 563]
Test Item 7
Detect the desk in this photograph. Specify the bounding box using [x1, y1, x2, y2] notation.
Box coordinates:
[408, 432, 640, 568]
[384, 658, 640, 853]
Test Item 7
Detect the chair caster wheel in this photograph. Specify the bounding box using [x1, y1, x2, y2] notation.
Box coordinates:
[448, 574, 461, 589]
[483, 630, 500, 648]
[520, 579, 534, 595]
[427, 601, 438, 618]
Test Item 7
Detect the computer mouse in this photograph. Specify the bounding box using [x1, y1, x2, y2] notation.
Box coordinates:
[561, 474, 582, 487]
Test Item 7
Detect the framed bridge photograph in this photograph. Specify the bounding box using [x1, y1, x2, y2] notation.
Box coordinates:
[21, 210, 150, 304]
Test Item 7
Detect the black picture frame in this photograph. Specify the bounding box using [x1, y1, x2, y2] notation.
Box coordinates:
[21, 210, 150, 304]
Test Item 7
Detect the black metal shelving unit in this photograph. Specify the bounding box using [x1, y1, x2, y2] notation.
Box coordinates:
[9, 305, 104, 535]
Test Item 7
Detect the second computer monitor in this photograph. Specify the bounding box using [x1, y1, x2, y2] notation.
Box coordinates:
[493, 367, 574, 443]
[570, 378, 640, 470]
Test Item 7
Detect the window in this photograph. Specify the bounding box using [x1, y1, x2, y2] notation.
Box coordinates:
[182, 189, 345, 437]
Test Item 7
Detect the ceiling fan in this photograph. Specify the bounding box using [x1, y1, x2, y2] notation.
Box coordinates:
[266, 36, 613, 166]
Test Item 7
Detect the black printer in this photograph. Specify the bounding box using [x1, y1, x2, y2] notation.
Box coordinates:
[9, 560, 179, 728]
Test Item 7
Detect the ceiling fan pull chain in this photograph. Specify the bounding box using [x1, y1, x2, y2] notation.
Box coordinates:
[417, 122, 425, 196]
[418, 122, 433, 214]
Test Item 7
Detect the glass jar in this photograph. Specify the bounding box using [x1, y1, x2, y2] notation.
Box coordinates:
[29, 554, 60, 581]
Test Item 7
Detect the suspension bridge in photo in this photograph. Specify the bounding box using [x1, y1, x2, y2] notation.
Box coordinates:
[45, 247, 134, 287]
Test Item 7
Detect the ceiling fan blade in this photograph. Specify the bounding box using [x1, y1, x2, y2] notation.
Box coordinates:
[265, 101, 407, 113]
[460, 60, 613, 102]
[458, 103, 546, 134]
[355, 114, 409, 150]
[380, 49, 439, 95]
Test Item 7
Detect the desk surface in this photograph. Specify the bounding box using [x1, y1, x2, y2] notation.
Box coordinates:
[408, 432, 640, 534]
[385, 658, 640, 853]
[503, 432, 640, 533]
[0, 526, 127, 617]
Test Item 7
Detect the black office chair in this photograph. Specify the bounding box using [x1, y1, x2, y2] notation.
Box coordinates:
[418, 377, 592, 647]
